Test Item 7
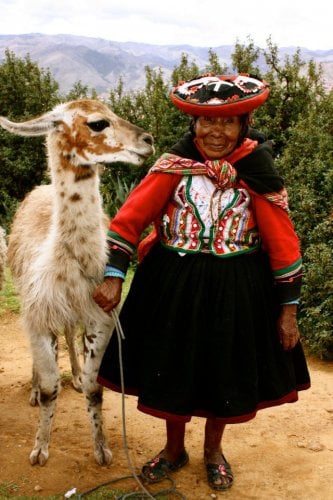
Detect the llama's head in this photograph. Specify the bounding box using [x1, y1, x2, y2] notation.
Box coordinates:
[0, 99, 154, 176]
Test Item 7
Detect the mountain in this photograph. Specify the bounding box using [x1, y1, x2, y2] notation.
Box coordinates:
[0, 33, 332, 96]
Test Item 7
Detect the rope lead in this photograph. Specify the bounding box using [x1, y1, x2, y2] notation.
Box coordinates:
[77, 309, 186, 499]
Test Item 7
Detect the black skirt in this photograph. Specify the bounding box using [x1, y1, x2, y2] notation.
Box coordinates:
[97, 243, 310, 423]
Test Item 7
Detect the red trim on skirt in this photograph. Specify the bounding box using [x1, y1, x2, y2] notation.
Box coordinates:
[97, 375, 311, 424]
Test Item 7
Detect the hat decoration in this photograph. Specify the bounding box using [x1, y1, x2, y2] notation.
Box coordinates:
[171, 73, 269, 116]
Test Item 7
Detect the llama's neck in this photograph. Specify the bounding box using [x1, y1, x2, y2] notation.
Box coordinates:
[50, 165, 107, 271]
[55, 167, 103, 220]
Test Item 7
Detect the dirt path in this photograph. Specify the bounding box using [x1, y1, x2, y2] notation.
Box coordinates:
[0, 312, 333, 499]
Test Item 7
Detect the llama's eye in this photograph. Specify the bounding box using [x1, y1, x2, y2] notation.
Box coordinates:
[87, 120, 110, 132]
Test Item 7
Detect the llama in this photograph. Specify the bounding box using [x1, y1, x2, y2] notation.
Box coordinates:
[0, 226, 7, 290]
[0, 99, 154, 466]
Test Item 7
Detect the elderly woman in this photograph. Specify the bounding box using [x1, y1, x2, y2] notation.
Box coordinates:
[93, 74, 310, 491]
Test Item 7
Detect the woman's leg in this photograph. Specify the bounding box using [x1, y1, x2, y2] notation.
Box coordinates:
[163, 420, 186, 460]
[204, 418, 226, 461]
[204, 418, 233, 490]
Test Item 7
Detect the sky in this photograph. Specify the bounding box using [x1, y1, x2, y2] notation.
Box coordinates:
[0, 0, 332, 51]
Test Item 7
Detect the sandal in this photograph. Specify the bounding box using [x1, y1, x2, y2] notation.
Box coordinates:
[141, 449, 189, 483]
[205, 455, 234, 491]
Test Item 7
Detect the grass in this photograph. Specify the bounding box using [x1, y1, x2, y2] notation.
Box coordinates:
[0, 267, 20, 315]
[0, 480, 169, 499]
[0, 481, 20, 497]
[0, 494, 62, 500]
[74, 482, 171, 499]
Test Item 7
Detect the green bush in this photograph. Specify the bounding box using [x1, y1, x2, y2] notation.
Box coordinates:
[299, 220, 333, 359]
[276, 93, 333, 359]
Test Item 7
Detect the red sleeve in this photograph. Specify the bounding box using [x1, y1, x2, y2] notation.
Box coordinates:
[250, 192, 301, 272]
[109, 172, 180, 247]
[250, 190, 302, 303]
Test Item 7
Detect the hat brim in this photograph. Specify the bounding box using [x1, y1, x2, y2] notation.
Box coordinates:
[171, 74, 270, 117]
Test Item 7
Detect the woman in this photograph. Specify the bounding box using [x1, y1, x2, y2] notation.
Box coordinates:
[93, 74, 310, 491]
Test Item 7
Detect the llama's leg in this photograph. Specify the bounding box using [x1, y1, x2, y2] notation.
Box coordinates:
[82, 318, 113, 465]
[28, 330, 60, 466]
[64, 323, 82, 392]
[30, 324, 81, 404]
[29, 364, 39, 406]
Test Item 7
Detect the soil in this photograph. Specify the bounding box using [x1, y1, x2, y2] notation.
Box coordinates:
[0, 311, 333, 500]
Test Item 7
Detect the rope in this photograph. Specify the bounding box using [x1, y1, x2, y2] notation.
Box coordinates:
[111, 309, 155, 499]
[77, 309, 186, 500]
[59, 244, 186, 497]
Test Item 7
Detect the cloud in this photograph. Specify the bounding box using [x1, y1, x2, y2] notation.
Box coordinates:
[0, 0, 331, 50]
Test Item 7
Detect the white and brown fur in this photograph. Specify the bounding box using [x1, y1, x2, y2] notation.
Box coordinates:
[0, 226, 7, 290]
[0, 99, 153, 466]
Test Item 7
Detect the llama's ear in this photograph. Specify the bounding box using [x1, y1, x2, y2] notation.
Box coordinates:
[0, 114, 56, 137]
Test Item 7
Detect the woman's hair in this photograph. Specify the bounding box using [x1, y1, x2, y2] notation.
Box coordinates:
[190, 114, 250, 147]
[237, 114, 251, 146]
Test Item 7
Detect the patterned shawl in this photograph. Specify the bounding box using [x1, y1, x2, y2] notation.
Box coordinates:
[149, 130, 289, 210]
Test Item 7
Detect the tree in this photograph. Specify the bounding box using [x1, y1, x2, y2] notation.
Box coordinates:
[256, 38, 325, 154]
[65, 80, 99, 100]
[231, 36, 261, 75]
[0, 49, 59, 118]
[204, 48, 228, 75]
[171, 52, 200, 86]
[0, 50, 60, 227]
[276, 91, 333, 359]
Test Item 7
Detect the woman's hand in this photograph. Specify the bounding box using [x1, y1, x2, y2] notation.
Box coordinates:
[277, 304, 300, 351]
[93, 277, 123, 314]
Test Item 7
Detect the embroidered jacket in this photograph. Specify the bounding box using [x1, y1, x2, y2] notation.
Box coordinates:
[157, 173, 258, 255]
[106, 136, 302, 304]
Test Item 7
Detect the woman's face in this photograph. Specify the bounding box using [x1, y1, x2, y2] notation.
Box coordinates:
[194, 115, 242, 159]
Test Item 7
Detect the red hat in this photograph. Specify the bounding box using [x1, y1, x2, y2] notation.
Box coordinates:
[171, 73, 270, 117]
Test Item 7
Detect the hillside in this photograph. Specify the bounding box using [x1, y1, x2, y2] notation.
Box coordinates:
[0, 33, 332, 96]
